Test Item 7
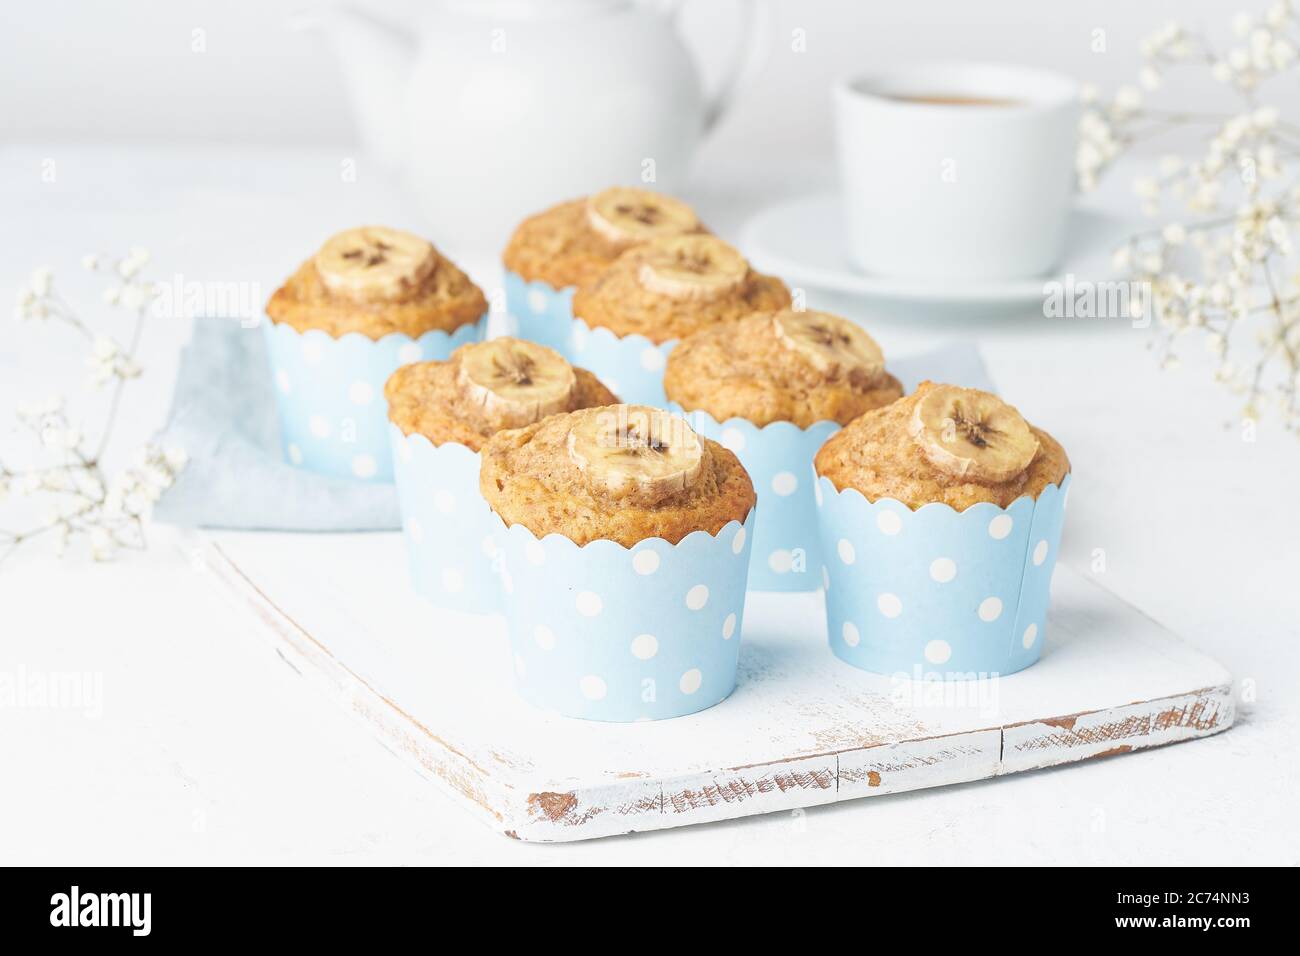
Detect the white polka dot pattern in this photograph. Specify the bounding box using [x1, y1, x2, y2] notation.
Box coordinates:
[308, 414, 331, 438]
[720, 428, 746, 452]
[264, 314, 487, 482]
[391, 425, 502, 614]
[568, 320, 675, 406]
[675, 412, 840, 593]
[978, 597, 1003, 622]
[348, 381, 373, 405]
[767, 549, 793, 574]
[771, 472, 798, 496]
[877, 593, 902, 618]
[685, 584, 709, 611]
[929, 557, 957, 583]
[496, 511, 755, 721]
[876, 510, 903, 535]
[632, 550, 660, 575]
[504, 271, 577, 356]
[576, 591, 603, 617]
[817, 472, 1072, 677]
[679, 669, 703, 695]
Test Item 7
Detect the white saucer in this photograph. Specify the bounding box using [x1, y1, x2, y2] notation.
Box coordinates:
[740, 193, 1132, 307]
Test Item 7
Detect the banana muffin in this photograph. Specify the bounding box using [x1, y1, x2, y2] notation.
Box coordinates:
[572, 235, 790, 344]
[665, 309, 903, 428]
[268, 225, 486, 339]
[663, 309, 901, 592]
[263, 225, 487, 481]
[503, 187, 706, 292]
[815, 382, 1072, 677]
[815, 381, 1070, 510]
[486, 403, 758, 721]
[480, 404, 755, 547]
[386, 338, 618, 452]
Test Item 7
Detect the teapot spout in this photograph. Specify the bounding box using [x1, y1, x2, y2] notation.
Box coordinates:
[290, 5, 416, 171]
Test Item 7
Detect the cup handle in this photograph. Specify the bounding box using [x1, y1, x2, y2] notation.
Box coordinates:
[671, 0, 770, 135]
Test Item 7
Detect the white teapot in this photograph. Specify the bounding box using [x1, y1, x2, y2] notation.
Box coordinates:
[296, 0, 767, 250]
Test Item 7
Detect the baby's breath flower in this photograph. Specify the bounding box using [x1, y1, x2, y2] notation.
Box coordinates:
[30, 267, 53, 296]
[1134, 176, 1161, 200]
[1114, 85, 1143, 114]
[88, 527, 113, 562]
[2, 249, 189, 564]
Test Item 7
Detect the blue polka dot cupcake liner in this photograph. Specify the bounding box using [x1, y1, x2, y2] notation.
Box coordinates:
[672, 406, 840, 592]
[567, 318, 675, 407]
[262, 315, 487, 482]
[389, 424, 500, 614]
[815, 473, 1071, 679]
[494, 509, 756, 721]
[504, 271, 576, 357]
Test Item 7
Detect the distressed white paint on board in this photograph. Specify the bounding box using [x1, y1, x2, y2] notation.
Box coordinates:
[197, 530, 1233, 843]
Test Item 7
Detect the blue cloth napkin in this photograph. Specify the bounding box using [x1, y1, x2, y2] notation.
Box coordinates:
[152, 318, 993, 531]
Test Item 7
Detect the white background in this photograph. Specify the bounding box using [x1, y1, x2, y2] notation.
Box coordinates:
[2, 1, 1299, 865]
[1, 0, 1257, 151]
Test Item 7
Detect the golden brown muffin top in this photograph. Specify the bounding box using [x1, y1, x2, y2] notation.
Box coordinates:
[480, 404, 756, 546]
[266, 226, 487, 340]
[572, 236, 791, 344]
[664, 310, 905, 428]
[385, 338, 618, 453]
[815, 381, 1070, 510]
[502, 189, 706, 290]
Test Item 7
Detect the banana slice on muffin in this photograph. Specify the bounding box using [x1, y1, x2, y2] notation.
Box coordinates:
[908, 384, 1040, 484]
[267, 226, 485, 339]
[314, 226, 438, 302]
[772, 310, 885, 379]
[480, 403, 754, 547]
[664, 309, 902, 429]
[456, 339, 578, 430]
[573, 236, 790, 345]
[386, 337, 617, 451]
[586, 187, 701, 250]
[815, 380, 1069, 510]
[504, 187, 707, 292]
[566, 405, 704, 505]
[635, 235, 749, 302]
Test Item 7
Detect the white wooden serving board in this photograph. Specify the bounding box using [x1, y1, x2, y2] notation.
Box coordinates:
[197, 530, 1234, 843]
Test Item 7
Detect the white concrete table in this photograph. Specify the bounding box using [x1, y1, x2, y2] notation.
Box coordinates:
[1, 145, 1295, 863]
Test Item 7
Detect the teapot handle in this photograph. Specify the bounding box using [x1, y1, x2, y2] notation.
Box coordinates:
[670, 0, 770, 134]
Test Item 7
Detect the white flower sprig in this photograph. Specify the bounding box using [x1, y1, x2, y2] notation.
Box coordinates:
[2, 252, 187, 564]
[1081, 3, 1300, 430]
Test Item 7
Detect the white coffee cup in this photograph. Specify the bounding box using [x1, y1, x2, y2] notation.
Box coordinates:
[834, 62, 1080, 281]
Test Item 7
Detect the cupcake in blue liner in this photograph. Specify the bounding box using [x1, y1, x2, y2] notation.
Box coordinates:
[502, 187, 706, 356]
[666, 309, 903, 591]
[479, 404, 757, 721]
[385, 337, 618, 613]
[263, 226, 487, 481]
[570, 235, 790, 405]
[814, 381, 1072, 679]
